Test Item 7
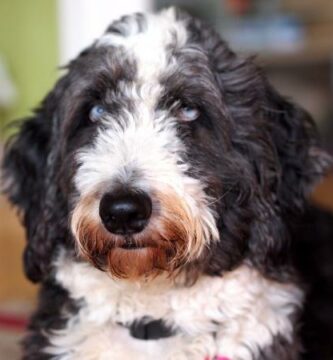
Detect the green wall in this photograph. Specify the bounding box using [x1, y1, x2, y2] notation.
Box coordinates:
[0, 0, 58, 136]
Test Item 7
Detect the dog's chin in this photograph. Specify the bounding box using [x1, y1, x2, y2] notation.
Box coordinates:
[105, 245, 172, 279]
[74, 221, 185, 279]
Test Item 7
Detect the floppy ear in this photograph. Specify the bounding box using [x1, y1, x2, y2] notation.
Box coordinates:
[1, 48, 97, 282]
[265, 86, 332, 208]
[210, 44, 332, 275]
[1, 91, 64, 283]
[248, 83, 333, 275]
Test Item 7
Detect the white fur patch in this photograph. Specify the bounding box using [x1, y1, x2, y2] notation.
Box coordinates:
[46, 254, 303, 360]
[76, 109, 185, 197]
[79, 8, 188, 196]
[98, 8, 187, 82]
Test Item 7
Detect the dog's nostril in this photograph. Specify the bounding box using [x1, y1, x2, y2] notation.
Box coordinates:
[99, 191, 152, 235]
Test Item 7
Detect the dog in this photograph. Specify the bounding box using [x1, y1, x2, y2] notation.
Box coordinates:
[2, 7, 333, 360]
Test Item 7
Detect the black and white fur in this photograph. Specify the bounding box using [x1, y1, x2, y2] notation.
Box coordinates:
[2, 8, 333, 360]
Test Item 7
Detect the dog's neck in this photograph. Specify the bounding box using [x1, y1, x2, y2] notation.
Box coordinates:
[46, 250, 303, 359]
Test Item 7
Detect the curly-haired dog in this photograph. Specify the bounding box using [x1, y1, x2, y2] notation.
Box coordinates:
[2, 8, 333, 360]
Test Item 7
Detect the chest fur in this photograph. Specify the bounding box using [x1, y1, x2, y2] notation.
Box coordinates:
[45, 256, 303, 360]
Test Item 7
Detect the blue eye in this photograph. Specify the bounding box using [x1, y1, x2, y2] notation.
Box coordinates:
[89, 105, 106, 122]
[178, 105, 200, 122]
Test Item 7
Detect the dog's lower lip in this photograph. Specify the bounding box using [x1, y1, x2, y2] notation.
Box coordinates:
[120, 243, 146, 250]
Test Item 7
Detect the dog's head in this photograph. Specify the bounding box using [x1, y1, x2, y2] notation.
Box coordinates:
[2, 8, 332, 282]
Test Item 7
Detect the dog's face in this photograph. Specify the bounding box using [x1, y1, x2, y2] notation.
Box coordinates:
[2, 8, 332, 282]
[59, 9, 224, 278]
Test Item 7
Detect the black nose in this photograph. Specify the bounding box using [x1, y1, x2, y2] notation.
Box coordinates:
[99, 191, 152, 235]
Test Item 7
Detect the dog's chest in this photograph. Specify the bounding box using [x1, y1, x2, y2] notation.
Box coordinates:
[54, 258, 228, 335]
[46, 256, 303, 360]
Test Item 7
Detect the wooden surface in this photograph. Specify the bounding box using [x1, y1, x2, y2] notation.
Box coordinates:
[0, 330, 22, 360]
[0, 196, 36, 302]
[312, 172, 333, 212]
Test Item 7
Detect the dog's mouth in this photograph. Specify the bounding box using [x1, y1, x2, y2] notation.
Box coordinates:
[121, 242, 146, 250]
[119, 237, 152, 250]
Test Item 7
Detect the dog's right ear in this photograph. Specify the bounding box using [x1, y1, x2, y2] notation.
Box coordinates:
[2, 92, 57, 283]
[2, 49, 95, 282]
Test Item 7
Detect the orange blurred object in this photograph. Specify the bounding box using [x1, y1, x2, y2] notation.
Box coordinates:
[225, 0, 252, 15]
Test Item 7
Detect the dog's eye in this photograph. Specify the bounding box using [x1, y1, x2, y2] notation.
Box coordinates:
[178, 105, 200, 122]
[89, 105, 106, 122]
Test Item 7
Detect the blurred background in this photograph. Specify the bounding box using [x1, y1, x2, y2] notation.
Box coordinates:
[0, 0, 333, 357]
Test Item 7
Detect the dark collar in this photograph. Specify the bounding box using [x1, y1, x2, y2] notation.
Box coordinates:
[127, 318, 176, 340]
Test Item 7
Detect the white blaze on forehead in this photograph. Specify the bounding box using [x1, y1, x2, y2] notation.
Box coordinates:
[97, 7, 188, 82]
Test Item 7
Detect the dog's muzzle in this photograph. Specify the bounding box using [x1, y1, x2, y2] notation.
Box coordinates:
[72, 178, 217, 278]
